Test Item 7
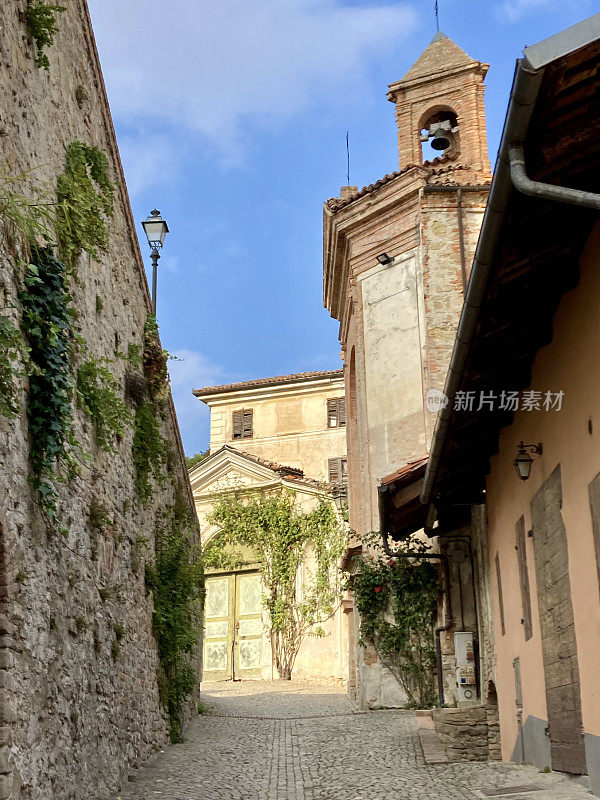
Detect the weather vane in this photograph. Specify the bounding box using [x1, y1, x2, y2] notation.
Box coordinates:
[435, 0, 439, 31]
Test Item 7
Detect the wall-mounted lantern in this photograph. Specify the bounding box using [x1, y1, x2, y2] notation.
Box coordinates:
[513, 441, 543, 481]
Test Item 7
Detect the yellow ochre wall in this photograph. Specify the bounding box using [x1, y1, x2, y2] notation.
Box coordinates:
[485, 223, 600, 780]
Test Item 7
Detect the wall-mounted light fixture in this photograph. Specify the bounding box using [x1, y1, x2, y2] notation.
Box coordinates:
[514, 441, 543, 481]
[377, 252, 393, 265]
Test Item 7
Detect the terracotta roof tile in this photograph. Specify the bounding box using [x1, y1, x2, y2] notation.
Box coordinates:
[325, 154, 464, 212]
[381, 456, 428, 487]
[194, 369, 343, 397]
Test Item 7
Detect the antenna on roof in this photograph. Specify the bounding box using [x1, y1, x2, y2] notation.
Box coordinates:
[435, 0, 440, 31]
[346, 131, 350, 186]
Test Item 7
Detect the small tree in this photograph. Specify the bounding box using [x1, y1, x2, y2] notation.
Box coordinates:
[350, 534, 439, 708]
[209, 489, 346, 680]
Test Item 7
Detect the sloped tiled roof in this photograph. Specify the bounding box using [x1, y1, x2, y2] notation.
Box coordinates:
[325, 153, 463, 212]
[194, 369, 343, 397]
[192, 445, 328, 491]
[381, 456, 428, 487]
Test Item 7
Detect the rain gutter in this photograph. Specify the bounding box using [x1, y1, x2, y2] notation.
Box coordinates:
[420, 12, 600, 508]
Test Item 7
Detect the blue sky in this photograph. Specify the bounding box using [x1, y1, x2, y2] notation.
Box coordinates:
[87, 0, 595, 456]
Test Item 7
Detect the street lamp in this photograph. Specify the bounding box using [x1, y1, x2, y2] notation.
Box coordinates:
[513, 441, 543, 481]
[330, 482, 348, 514]
[142, 209, 169, 314]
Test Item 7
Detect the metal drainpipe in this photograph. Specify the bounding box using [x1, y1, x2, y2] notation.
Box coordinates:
[422, 184, 490, 294]
[456, 188, 467, 293]
[508, 144, 600, 210]
[433, 532, 481, 699]
[382, 532, 453, 706]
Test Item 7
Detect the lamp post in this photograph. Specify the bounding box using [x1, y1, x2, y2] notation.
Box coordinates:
[141, 209, 169, 314]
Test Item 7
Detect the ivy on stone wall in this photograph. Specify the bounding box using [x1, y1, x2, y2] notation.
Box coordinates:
[56, 142, 114, 269]
[351, 534, 439, 708]
[20, 247, 77, 517]
[76, 357, 131, 452]
[145, 498, 204, 742]
[133, 401, 165, 503]
[25, 1, 66, 70]
[0, 315, 30, 418]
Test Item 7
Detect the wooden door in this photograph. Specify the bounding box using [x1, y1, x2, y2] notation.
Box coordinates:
[204, 571, 263, 680]
[233, 572, 263, 679]
[203, 575, 233, 680]
[531, 466, 586, 774]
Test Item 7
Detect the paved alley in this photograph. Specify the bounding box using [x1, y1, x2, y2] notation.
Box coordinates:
[117, 682, 592, 800]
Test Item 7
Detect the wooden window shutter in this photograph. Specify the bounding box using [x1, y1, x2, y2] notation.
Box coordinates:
[242, 409, 253, 438]
[328, 458, 340, 483]
[327, 397, 346, 428]
[232, 410, 243, 439]
[495, 552, 506, 636]
[515, 516, 533, 641]
[338, 398, 346, 427]
[327, 399, 337, 428]
[328, 457, 348, 484]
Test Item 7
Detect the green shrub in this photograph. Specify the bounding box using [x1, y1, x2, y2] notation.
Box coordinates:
[132, 401, 165, 502]
[25, 1, 66, 70]
[56, 142, 113, 270]
[145, 500, 203, 742]
[77, 357, 131, 452]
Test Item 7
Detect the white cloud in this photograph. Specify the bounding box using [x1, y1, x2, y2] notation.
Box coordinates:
[497, 0, 590, 21]
[116, 132, 184, 196]
[168, 349, 223, 452]
[88, 0, 417, 157]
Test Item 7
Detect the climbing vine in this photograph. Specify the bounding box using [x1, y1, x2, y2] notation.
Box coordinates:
[351, 535, 440, 708]
[145, 498, 204, 742]
[25, 1, 66, 70]
[76, 357, 131, 452]
[209, 490, 346, 680]
[56, 141, 114, 269]
[133, 401, 165, 502]
[143, 314, 169, 401]
[0, 314, 30, 418]
[20, 247, 77, 517]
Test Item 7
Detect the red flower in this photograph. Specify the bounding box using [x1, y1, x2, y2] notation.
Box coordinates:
[389, 559, 395, 566]
[374, 586, 382, 593]
[370, 556, 375, 560]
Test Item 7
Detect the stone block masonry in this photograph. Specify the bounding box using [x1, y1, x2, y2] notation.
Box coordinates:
[432, 706, 500, 762]
[0, 2, 201, 799]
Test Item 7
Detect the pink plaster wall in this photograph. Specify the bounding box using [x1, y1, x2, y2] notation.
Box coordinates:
[486, 222, 600, 759]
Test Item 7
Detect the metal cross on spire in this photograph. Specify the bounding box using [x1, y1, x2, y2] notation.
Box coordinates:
[435, 0, 440, 31]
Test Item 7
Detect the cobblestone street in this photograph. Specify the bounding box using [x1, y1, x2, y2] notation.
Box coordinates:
[118, 682, 592, 800]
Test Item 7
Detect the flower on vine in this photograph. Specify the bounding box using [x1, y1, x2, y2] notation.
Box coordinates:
[374, 586, 382, 593]
[389, 559, 395, 566]
[370, 555, 375, 560]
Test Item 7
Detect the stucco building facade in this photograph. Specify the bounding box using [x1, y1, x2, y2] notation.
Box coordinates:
[323, 33, 491, 708]
[191, 371, 348, 684]
[422, 15, 600, 789]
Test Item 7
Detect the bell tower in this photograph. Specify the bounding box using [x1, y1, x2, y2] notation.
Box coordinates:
[387, 31, 491, 181]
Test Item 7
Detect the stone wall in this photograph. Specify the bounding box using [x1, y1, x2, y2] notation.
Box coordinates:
[432, 706, 493, 762]
[0, 2, 201, 798]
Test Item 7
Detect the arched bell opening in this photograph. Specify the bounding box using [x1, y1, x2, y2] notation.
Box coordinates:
[419, 108, 460, 162]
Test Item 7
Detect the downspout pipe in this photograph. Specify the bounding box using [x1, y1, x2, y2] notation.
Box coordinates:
[508, 144, 600, 210]
[382, 532, 453, 706]
[420, 57, 545, 509]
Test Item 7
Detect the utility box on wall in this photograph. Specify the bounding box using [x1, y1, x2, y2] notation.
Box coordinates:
[454, 631, 477, 704]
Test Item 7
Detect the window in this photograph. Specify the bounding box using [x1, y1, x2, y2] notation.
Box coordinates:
[232, 409, 253, 440]
[328, 457, 347, 484]
[327, 397, 346, 428]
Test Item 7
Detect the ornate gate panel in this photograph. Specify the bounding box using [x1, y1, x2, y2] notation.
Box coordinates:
[204, 571, 263, 680]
